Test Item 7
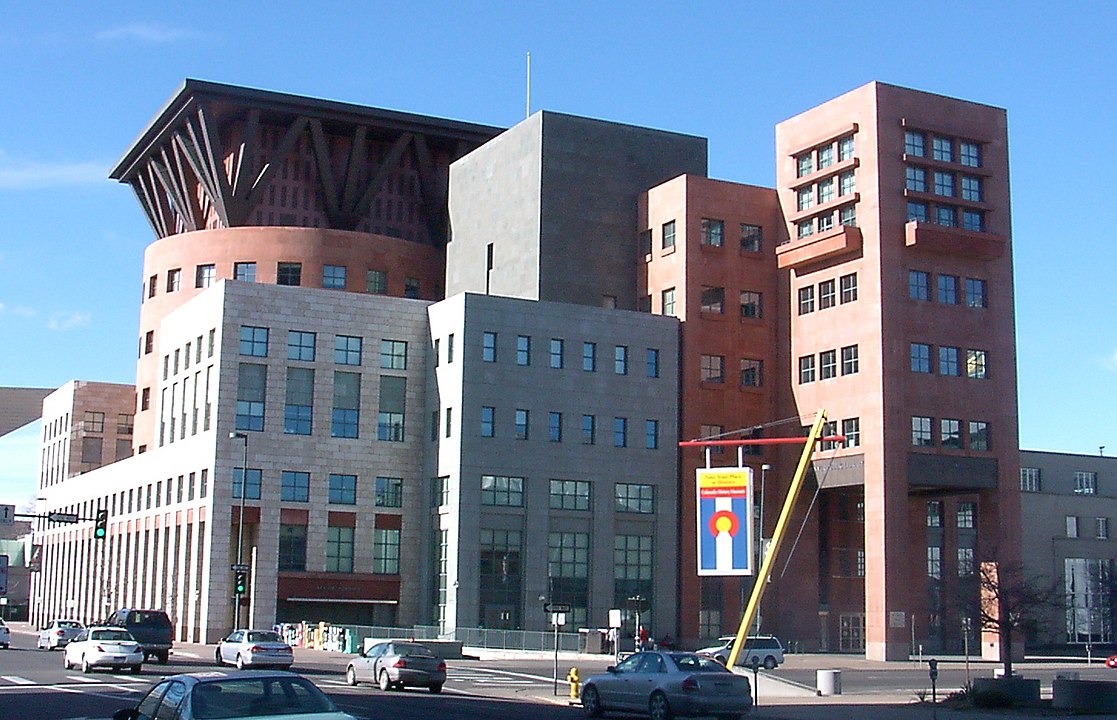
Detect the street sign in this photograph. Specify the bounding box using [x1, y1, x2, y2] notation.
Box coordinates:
[47, 512, 80, 524]
[0, 505, 13, 525]
[544, 602, 571, 613]
[230, 563, 250, 572]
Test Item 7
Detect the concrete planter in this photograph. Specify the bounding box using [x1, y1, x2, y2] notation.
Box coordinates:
[1052, 679, 1117, 713]
[971, 676, 1041, 706]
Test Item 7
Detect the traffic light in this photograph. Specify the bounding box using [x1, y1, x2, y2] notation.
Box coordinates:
[93, 510, 108, 540]
[234, 571, 248, 595]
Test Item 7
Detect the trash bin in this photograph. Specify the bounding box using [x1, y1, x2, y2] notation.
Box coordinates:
[816, 669, 842, 696]
[579, 628, 604, 653]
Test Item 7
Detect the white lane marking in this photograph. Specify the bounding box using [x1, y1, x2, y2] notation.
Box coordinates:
[452, 667, 556, 683]
[70, 676, 100, 683]
[0, 676, 34, 685]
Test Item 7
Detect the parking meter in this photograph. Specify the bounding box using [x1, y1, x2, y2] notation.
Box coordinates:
[928, 658, 939, 710]
[749, 656, 761, 707]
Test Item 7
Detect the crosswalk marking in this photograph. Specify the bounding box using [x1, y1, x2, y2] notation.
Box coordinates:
[0, 676, 33, 685]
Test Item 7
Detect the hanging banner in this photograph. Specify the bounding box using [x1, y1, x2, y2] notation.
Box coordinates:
[696, 467, 753, 576]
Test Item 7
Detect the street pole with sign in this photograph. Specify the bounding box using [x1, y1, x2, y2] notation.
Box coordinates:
[230, 432, 249, 630]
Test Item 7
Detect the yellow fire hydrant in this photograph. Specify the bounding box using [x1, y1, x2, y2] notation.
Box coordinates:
[567, 667, 581, 700]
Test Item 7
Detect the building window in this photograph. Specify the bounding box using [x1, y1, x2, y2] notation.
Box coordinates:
[616, 483, 655, 514]
[958, 547, 975, 576]
[927, 500, 943, 527]
[937, 275, 959, 304]
[326, 526, 354, 573]
[960, 141, 981, 167]
[1096, 517, 1110, 540]
[739, 358, 762, 387]
[581, 414, 596, 445]
[374, 339, 406, 370]
[842, 417, 861, 448]
[445, 406, 453, 438]
[232, 467, 262, 500]
[933, 171, 955, 197]
[841, 345, 859, 375]
[961, 175, 983, 202]
[430, 409, 439, 441]
[234, 262, 256, 282]
[404, 277, 420, 298]
[288, 330, 315, 361]
[838, 170, 855, 196]
[373, 528, 401, 575]
[331, 371, 361, 439]
[798, 285, 815, 314]
[167, 268, 181, 292]
[639, 229, 652, 256]
[935, 205, 957, 227]
[941, 418, 962, 448]
[480, 406, 495, 437]
[284, 367, 314, 435]
[483, 332, 497, 362]
[797, 219, 813, 239]
[1020, 467, 1041, 492]
[1075, 472, 1098, 495]
[322, 264, 346, 289]
[911, 343, 932, 373]
[909, 270, 930, 300]
[236, 363, 267, 431]
[912, 416, 933, 446]
[797, 186, 814, 212]
[334, 335, 362, 365]
[908, 201, 928, 222]
[195, 264, 215, 288]
[376, 476, 403, 507]
[515, 409, 529, 440]
[516, 335, 531, 366]
[481, 474, 523, 506]
[839, 204, 856, 227]
[613, 417, 628, 447]
[701, 286, 725, 314]
[740, 224, 762, 252]
[662, 220, 676, 250]
[799, 355, 816, 384]
[818, 178, 835, 204]
[838, 135, 855, 161]
[836, 273, 858, 305]
[939, 346, 960, 376]
[614, 345, 628, 375]
[279, 524, 307, 571]
[366, 269, 387, 294]
[796, 152, 813, 178]
[549, 338, 563, 368]
[906, 166, 927, 192]
[326, 473, 357, 505]
[819, 279, 836, 309]
[957, 502, 976, 528]
[739, 291, 762, 318]
[700, 354, 725, 383]
[645, 419, 659, 449]
[817, 144, 833, 170]
[905, 131, 925, 157]
[661, 287, 676, 316]
[81, 436, 103, 464]
[646, 348, 660, 378]
[550, 479, 591, 511]
[446, 333, 454, 363]
[582, 342, 596, 372]
[281, 471, 310, 502]
[820, 349, 837, 380]
[1066, 516, 1079, 538]
[549, 411, 562, 442]
[277, 262, 302, 286]
[965, 278, 987, 308]
[962, 209, 985, 232]
[701, 218, 724, 247]
[239, 326, 269, 357]
[932, 136, 953, 163]
[967, 349, 987, 379]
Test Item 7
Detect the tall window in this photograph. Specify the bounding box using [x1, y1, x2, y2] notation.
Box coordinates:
[278, 525, 307, 571]
[912, 416, 933, 446]
[483, 332, 497, 362]
[195, 264, 215, 288]
[909, 270, 930, 300]
[284, 367, 314, 435]
[661, 288, 676, 316]
[740, 224, 762, 252]
[581, 414, 595, 445]
[701, 218, 724, 246]
[819, 350, 837, 380]
[961, 176, 982, 202]
[839, 170, 855, 196]
[331, 372, 360, 438]
[322, 264, 346, 289]
[549, 338, 564, 368]
[842, 418, 861, 448]
[613, 417, 627, 447]
[288, 330, 315, 361]
[1020, 467, 1041, 492]
[911, 343, 932, 373]
[960, 141, 981, 167]
[335, 335, 362, 365]
[375, 476, 402, 507]
[661, 220, 676, 250]
[967, 349, 987, 379]
[548, 532, 590, 628]
[701, 286, 725, 314]
[927, 500, 944, 527]
[239, 326, 268, 357]
[819, 279, 836, 309]
[796, 153, 813, 177]
[939, 346, 960, 376]
[798, 286, 815, 315]
[933, 171, 954, 197]
[957, 502, 976, 528]
[646, 348, 660, 378]
[799, 355, 816, 384]
[937, 275, 959, 304]
[480, 529, 523, 628]
[234, 262, 256, 282]
[740, 291, 762, 318]
[377, 376, 406, 441]
[516, 335, 531, 366]
[582, 342, 596, 371]
[614, 535, 654, 621]
[373, 528, 401, 574]
[481, 475, 523, 506]
[965, 278, 987, 308]
[366, 269, 387, 294]
[904, 131, 925, 157]
[167, 268, 181, 292]
[1075, 472, 1098, 495]
[515, 409, 529, 439]
[838, 134, 855, 161]
[236, 363, 266, 431]
[700, 354, 725, 383]
[380, 340, 407, 370]
[614, 345, 628, 375]
[277, 262, 302, 286]
[817, 144, 833, 170]
[940, 418, 962, 448]
[326, 526, 354, 573]
[232, 467, 262, 500]
[958, 547, 975, 576]
[281, 471, 310, 502]
[739, 359, 762, 387]
[480, 406, 495, 437]
[616, 483, 654, 513]
[932, 136, 953, 162]
[549, 411, 562, 442]
[328, 473, 357, 504]
[841, 345, 859, 375]
[906, 166, 927, 192]
[645, 419, 659, 449]
[550, 480, 591, 511]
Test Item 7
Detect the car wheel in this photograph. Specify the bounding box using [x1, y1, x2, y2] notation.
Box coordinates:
[649, 691, 673, 720]
[81, 657, 93, 674]
[157, 650, 169, 664]
[236, 654, 246, 670]
[378, 670, 393, 691]
[131, 665, 142, 674]
[346, 666, 358, 686]
[429, 684, 443, 694]
[215, 649, 224, 666]
[763, 655, 777, 670]
[582, 685, 604, 717]
[63, 655, 70, 670]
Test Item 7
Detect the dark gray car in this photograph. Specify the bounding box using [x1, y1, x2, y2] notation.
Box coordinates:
[581, 651, 752, 720]
[345, 641, 446, 693]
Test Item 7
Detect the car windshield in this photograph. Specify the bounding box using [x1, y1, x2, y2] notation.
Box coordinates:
[246, 631, 283, 643]
[129, 611, 172, 627]
[394, 643, 435, 657]
[91, 629, 134, 642]
[191, 676, 337, 719]
[670, 654, 732, 673]
[59, 621, 82, 629]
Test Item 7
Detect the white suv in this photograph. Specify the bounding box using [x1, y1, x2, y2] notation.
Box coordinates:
[697, 635, 784, 669]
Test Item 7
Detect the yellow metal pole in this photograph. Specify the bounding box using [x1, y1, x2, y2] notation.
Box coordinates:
[726, 410, 827, 668]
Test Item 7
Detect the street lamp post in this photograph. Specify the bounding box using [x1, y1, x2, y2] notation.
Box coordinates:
[230, 431, 249, 630]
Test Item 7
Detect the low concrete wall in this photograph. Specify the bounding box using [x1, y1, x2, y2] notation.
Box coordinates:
[1053, 679, 1117, 713]
[972, 677, 1040, 705]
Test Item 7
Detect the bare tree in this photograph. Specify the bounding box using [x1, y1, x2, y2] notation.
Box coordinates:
[977, 561, 1062, 677]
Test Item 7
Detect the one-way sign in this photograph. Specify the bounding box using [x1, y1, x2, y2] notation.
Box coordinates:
[47, 512, 80, 524]
[544, 602, 571, 613]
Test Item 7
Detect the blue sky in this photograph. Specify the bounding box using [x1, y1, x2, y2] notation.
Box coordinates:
[1, 1, 1114, 508]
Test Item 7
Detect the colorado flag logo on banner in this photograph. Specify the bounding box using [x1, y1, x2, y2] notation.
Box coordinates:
[696, 467, 753, 576]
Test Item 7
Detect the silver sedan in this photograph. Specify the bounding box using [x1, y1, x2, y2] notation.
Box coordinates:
[63, 626, 143, 673]
[38, 619, 84, 650]
[346, 641, 446, 693]
[215, 630, 294, 670]
[580, 651, 753, 720]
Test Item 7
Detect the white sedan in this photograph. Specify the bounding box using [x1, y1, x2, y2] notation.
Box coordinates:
[63, 626, 143, 673]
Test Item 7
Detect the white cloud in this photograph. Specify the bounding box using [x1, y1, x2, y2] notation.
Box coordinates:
[95, 22, 202, 44]
[47, 312, 91, 331]
[0, 152, 108, 190]
[0, 303, 37, 318]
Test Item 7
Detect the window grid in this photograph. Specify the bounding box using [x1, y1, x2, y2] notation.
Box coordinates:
[481, 475, 524, 506]
[549, 479, 591, 511]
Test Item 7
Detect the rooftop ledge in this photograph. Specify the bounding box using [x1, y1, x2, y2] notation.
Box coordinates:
[776, 224, 862, 269]
[905, 220, 1007, 259]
